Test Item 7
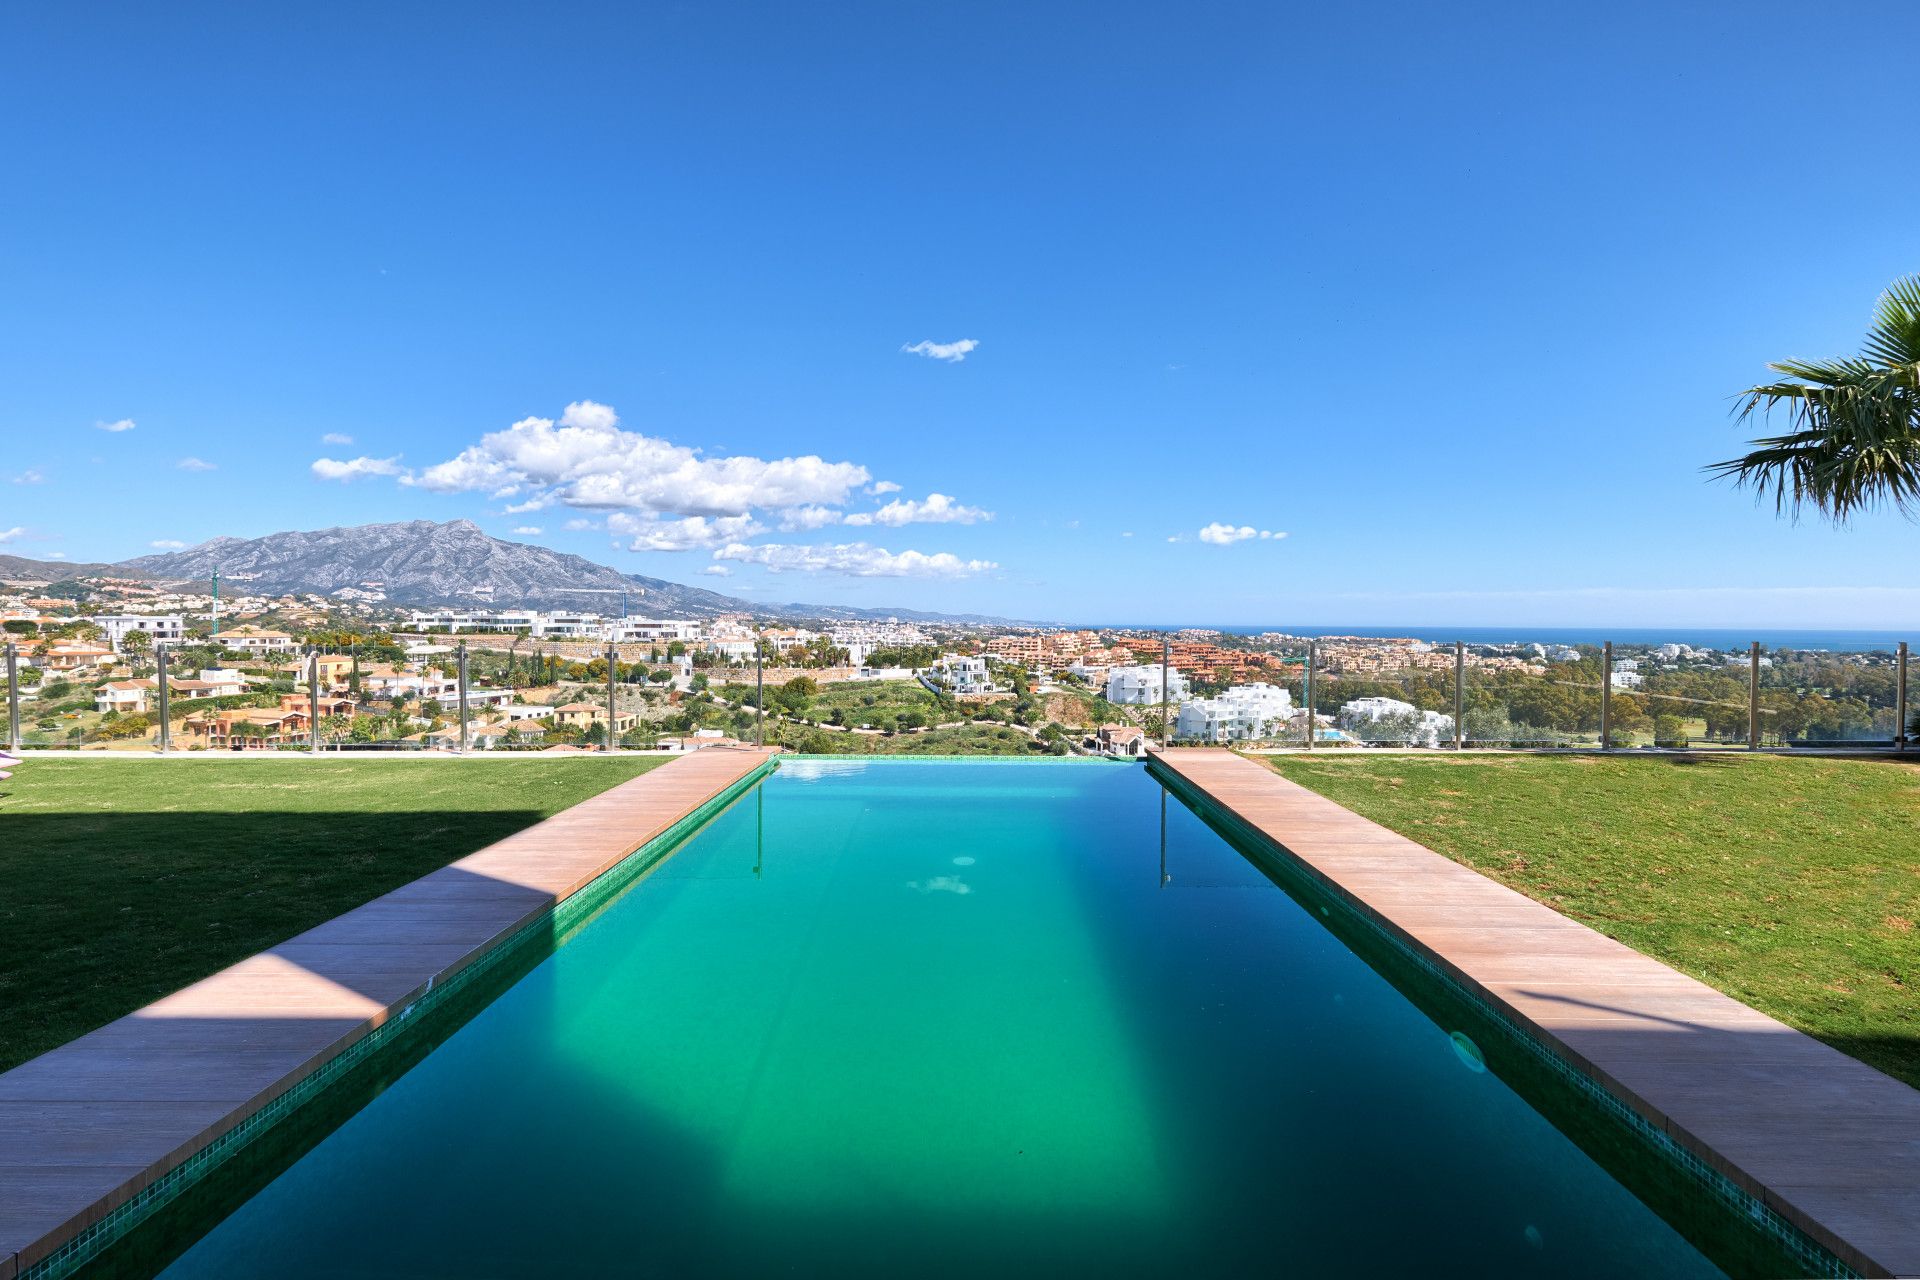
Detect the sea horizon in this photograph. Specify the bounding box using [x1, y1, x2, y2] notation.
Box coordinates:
[1074, 624, 1914, 652]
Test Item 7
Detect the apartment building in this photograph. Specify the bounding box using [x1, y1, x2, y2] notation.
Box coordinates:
[1106, 664, 1190, 706]
[1176, 683, 1295, 742]
[212, 626, 297, 652]
[88, 614, 187, 651]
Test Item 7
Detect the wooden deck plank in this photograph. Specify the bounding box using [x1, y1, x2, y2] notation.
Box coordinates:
[0, 747, 775, 1278]
[1150, 747, 1920, 1279]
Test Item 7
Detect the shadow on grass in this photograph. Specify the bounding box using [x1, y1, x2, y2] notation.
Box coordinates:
[1, 809, 556, 1074]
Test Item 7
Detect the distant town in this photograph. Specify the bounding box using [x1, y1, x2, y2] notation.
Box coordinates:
[2, 568, 1909, 755]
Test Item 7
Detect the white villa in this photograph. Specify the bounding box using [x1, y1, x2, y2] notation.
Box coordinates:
[1106, 664, 1190, 706]
[930, 653, 995, 695]
[1176, 682, 1294, 742]
[94, 681, 150, 714]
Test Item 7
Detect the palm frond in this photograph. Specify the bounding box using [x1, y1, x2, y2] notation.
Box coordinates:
[1861, 274, 1920, 370]
[1712, 276, 1920, 523]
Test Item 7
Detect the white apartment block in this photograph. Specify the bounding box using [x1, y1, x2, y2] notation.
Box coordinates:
[405, 609, 607, 639]
[89, 614, 186, 651]
[1610, 670, 1645, 689]
[211, 626, 297, 652]
[1176, 682, 1295, 742]
[1106, 664, 1190, 706]
[608, 618, 704, 644]
[1065, 660, 1114, 687]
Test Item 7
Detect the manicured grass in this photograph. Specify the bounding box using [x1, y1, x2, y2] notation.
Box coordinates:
[1266, 754, 1920, 1089]
[0, 758, 666, 1072]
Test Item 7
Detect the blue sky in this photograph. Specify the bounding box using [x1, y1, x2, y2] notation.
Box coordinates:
[3, 1, 1918, 627]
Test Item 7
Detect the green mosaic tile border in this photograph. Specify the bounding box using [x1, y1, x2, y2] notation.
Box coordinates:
[21, 758, 777, 1280]
[1150, 762, 1859, 1280]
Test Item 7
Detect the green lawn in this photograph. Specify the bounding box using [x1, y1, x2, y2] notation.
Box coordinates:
[0, 758, 665, 1072]
[1266, 754, 1920, 1089]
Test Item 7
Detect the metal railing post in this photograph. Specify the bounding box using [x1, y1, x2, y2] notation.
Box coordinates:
[1160, 634, 1170, 750]
[604, 641, 616, 752]
[1453, 641, 1465, 750]
[156, 643, 171, 754]
[5, 642, 18, 752]
[457, 641, 471, 754]
[1600, 641, 1613, 750]
[1304, 642, 1315, 750]
[307, 648, 320, 754]
[1748, 641, 1761, 750]
[1898, 641, 1910, 751]
[754, 630, 763, 748]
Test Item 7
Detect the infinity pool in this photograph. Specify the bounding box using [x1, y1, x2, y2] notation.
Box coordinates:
[155, 760, 1725, 1277]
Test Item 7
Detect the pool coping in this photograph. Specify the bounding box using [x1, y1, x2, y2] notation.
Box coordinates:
[0, 746, 778, 1280]
[1148, 747, 1920, 1279]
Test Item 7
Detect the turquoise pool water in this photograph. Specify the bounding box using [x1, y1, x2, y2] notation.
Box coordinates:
[158, 759, 1723, 1277]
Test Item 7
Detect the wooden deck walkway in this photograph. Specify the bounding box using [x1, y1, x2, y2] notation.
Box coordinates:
[1151, 748, 1920, 1278]
[0, 746, 776, 1280]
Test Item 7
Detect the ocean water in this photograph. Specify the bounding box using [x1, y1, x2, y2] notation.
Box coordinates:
[159, 761, 1723, 1278]
[1099, 624, 1912, 652]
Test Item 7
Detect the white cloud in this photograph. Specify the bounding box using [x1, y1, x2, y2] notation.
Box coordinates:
[777, 504, 844, 532]
[608, 511, 763, 552]
[869, 480, 902, 495]
[699, 564, 733, 577]
[511, 526, 544, 536]
[47, 550, 67, 559]
[901, 339, 979, 363]
[1197, 522, 1286, 545]
[321, 432, 355, 446]
[11, 468, 44, 485]
[176, 457, 217, 472]
[844, 492, 991, 528]
[408, 400, 870, 516]
[1121, 531, 1134, 538]
[712, 540, 997, 578]
[311, 455, 405, 482]
[149, 539, 186, 549]
[563, 517, 600, 532]
[0, 526, 24, 544]
[95, 418, 136, 433]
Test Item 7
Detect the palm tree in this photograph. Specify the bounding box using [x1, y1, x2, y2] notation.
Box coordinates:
[1711, 276, 1920, 520]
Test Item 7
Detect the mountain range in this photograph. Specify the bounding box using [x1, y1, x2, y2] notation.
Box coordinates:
[0, 520, 1024, 625]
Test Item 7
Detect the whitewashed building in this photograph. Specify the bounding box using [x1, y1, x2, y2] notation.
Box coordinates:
[1106, 664, 1189, 706]
[930, 653, 995, 695]
[94, 681, 150, 714]
[609, 618, 704, 644]
[89, 614, 186, 651]
[211, 626, 297, 652]
[1176, 683, 1294, 742]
